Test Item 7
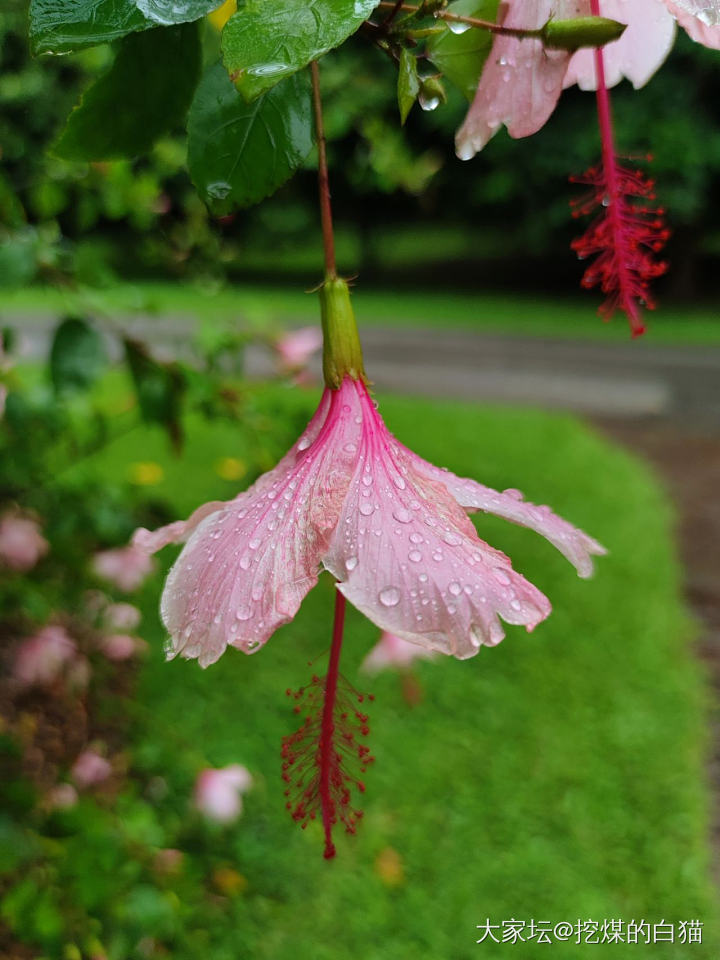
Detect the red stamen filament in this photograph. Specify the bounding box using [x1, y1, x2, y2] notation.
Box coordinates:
[570, 0, 669, 336]
[282, 589, 375, 859]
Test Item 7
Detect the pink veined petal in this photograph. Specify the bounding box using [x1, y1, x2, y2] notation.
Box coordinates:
[159, 382, 363, 666]
[132, 388, 334, 556]
[406, 458, 606, 579]
[323, 382, 551, 660]
[665, 0, 720, 47]
[564, 0, 676, 91]
[455, 0, 583, 159]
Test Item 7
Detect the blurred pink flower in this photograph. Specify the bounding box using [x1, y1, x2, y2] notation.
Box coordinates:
[154, 848, 184, 874]
[275, 326, 322, 373]
[133, 377, 603, 666]
[47, 783, 79, 810]
[101, 633, 144, 661]
[92, 544, 155, 592]
[104, 602, 142, 630]
[13, 625, 76, 687]
[194, 764, 253, 823]
[361, 630, 436, 674]
[71, 749, 112, 788]
[0, 510, 49, 572]
[456, 0, 720, 158]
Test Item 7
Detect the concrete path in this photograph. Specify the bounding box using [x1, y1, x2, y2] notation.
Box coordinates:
[8, 313, 720, 423]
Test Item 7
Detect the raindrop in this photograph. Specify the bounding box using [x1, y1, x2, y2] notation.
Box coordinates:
[359, 502, 374, 516]
[409, 532, 424, 544]
[448, 20, 471, 34]
[432, 550, 444, 561]
[393, 476, 406, 490]
[207, 181, 231, 200]
[362, 474, 373, 487]
[298, 436, 311, 451]
[393, 508, 413, 524]
[510, 599, 522, 611]
[419, 573, 428, 583]
[239, 554, 251, 570]
[442, 531, 462, 546]
[344, 442, 357, 453]
[249, 538, 260, 549]
[494, 570, 511, 585]
[408, 550, 423, 563]
[419, 92, 440, 112]
[236, 606, 253, 621]
[345, 555, 358, 571]
[379, 586, 401, 607]
[448, 582, 462, 597]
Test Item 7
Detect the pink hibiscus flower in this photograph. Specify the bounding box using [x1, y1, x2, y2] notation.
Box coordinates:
[194, 764, 253, 824]
[456, 0, 720, 158]
[13, 625, 77, 687]
[71, 749, 112, 789]
[134, 378, 603, 665]
[361, 630, 436, 673]
[0, 509, 49, 572]
[92, 543, 156, 592]
[275, 326, 323, 373]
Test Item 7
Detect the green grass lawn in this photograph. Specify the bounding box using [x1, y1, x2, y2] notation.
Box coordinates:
[72, 385, 718, 958]
[5, 281, 720, 344]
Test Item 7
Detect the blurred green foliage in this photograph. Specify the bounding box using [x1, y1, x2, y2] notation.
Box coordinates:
[3, 0, 720, 292]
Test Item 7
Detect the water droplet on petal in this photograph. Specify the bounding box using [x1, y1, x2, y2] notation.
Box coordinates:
[379, 587, 401, 607]
[408, 550, 423, 563]
[359, 502, 374, 516]
[409, 532, 424, 544]
[448, 582, 462, 597]
[393, 508, 412, 524]
[362, 474, 373, 487]
[494, 570, 511, 586]
[236, 606, 253, 621]
[442, 531, 462, 546]
[393, 476, 406, 490]
[239, 554, 251, 570]
[298, 436, 311, 451]
[344, 442, 357, 453]
[345, 555, 358, 571]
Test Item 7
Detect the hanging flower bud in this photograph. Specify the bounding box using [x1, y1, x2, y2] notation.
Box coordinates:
[542, 15, 627, 50]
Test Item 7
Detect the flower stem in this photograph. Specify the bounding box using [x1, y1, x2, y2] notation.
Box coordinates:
[319, 589, 347, 859]
[375, 0, 543, 39]
[310, 60, 337, 280]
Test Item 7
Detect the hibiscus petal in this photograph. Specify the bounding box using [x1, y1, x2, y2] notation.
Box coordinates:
[564, 0, 676, 90]
[132, 389, 334, 556]
[324, 383, 551, 659]
[159, 384, 362, 666]
[455, 0, 582, 158]
[665, 0, 720, 48]
[408, 458, 606, 579]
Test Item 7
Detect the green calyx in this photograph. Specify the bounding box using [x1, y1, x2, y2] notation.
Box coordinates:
[541, 16, 627, 51]
[319, 276, 366, 388]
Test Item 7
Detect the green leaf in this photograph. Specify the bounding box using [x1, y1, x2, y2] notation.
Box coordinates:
[50, 317, 106, 394]
[30, 0, 223, 55]
[426, 0, 499, 102]
[124, 338, 185, 450]
[54, 24, 201, 161]
[397, 48, 420, 125]
[187, 62, 314, 214]
[221, 0, 380, 101]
